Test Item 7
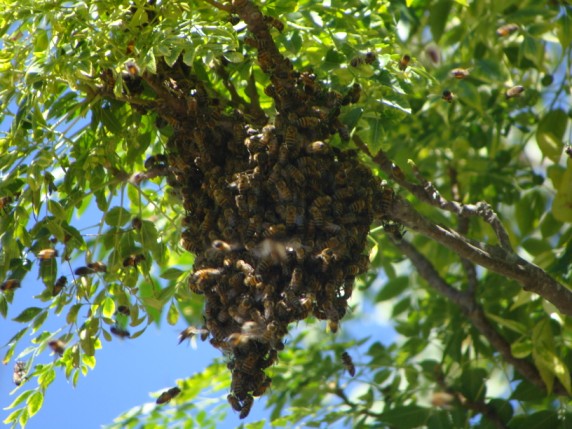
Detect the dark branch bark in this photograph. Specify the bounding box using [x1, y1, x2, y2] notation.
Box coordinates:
[392, 237, 568, 397]
[389, 196, 572, 318]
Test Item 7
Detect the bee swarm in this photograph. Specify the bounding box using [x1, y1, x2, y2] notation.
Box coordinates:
[130, 0, 385, 418]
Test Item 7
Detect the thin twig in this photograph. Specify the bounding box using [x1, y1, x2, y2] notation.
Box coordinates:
[203, 0, 232, 12]
[332, 386, 383, 418]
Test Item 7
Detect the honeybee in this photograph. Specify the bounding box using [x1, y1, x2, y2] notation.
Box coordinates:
[342, 83, 361, 105]
[275, 180, 293, 202]
[13, 361, 27, 386]
[398, 54, 411, 71]
[125, 60, 140, 77]
[441, 89, 454, 103]
[310, 206, 324, 228]
[48, 340, 66, 356]
[1, 279, 21, 291]
[87, 261, 107, 273]
[284, 126, 298, 149]
[38, 249, 58, 260]
[349, 200, 366, 213]
[312, 195, 332, 210]
[236, 259, 255, 275]
[383, 222, 406, 240]
[496, 23, 519, 37]
[144, 154, 168, 170]
[565, 145, 572, 158]
[505, 85, 525, 99]
[178, 326, 210, 344]
[156, 386, 181, 405]
[380, 186, 394, 214]
[211, 240, 234, 252]
[264, 15, 284, 31]
[110, 325, 131, 338]
[341, 351, 356, 376]
[74, 266, 95, 276]
[227, 393, 242, 411]
[305, 141, 328, 154]
[450, 68, 470, 79]
[297, 116, 321, 128]
[132, 217, 142, 230]
[263, 223, 287, 238]
[53, 276, 67, 296]
[284, 205, 297, 229]
[122, 254, 145, 267]
[364, 51, 377, 64]
[239, 394, 254, 419]
[283, 164, 305, 186]
[328, 319, 339, 334]
[253, 376, 272, 397]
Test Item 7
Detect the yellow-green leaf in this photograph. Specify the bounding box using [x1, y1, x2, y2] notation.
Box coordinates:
[26, 390, 43, 417]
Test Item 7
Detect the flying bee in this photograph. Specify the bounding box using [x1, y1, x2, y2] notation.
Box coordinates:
[264, 15, 284, 31]
[496, 23, 519, 37]
[505, 85, 525, 99]
[156, 386, 181, 405]
[0, 194, 18, 213]
[123, 254, 145, 267]
[48, 340, 66, 356]
[53, 276, 67, 296]
[132, 217, 142, 230]
[341, 351, 356, 376]
[565, 145, 572, 158]
[13, 361, 27, 386]
[398, 54, 411, 71]
[297, 116, 321, 128]
[305, 140, 328, 154]
[450, 68, 470, 79]
[178, 326, 209, 344]
[350, 56, 365, 67]
[342, 83, 361, 105]
[74, 266, 95, 276]
[38, 249, 58, 260]
[239, 394, 254, 419]
[87, 261, 107, 273]
[364, 51, 377, 64]
[1, 279, 21, 291]
[125, 60, 140, 77]
[110, 324, 131, 339]
[441, 89, 454, 103]
[328, 319, 339, 334]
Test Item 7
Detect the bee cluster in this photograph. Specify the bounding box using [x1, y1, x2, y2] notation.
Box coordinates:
[133, 0, 385, 418]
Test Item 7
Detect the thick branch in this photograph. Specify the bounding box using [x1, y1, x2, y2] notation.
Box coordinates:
[387, 196, 572, 317]
[393, 237, 568, 396]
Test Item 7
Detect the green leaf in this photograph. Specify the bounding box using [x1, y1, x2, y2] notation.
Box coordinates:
[167, 301, 179, 326]
[12, 307, 43, 323]
[38, 367, 56, 389]
[508, 410, 559, 429]
[458, 368, 487, 402]
[102, 297, 116, 319]
[536, 109, 568, 163]
[429, 0, 452, 42]
[26, 390, 43, 417]
[5, 390, 33, 410]
[104, 207, 131, 227]
[511, 338, 532, 358]
[552, 161, 572, 222]
[557, 12, 572, 49]
[160, 267, 184, 280]
[376, 276, 409, 301]
[380, 405, 431, 428]
[485, 313, 527, 335]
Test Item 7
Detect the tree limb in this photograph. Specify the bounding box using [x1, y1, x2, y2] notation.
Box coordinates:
[391, 237, 568, 396]
[387, 195, 572, 318]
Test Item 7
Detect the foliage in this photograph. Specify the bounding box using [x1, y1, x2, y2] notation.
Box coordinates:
[1, 0, 572, 428]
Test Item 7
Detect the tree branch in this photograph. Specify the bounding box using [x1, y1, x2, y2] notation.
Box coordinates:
[387, 195, 572, 318]
[391, 237, 568, 396]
